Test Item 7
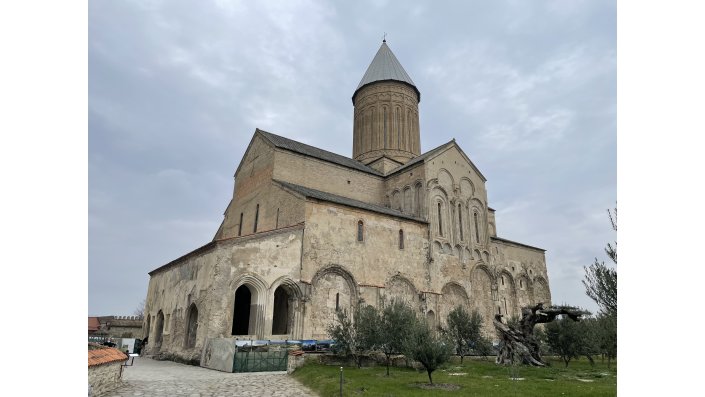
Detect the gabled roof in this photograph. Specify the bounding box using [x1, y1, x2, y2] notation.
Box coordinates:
[353, 41, 420, 103]
[88, 346, 128, 367]
[275, 180, 426, 223]
[386, 139, 487, 181]
[257, 129, 384, 176]
[387, 140, 455, 176]
[88, 317, 101, 332]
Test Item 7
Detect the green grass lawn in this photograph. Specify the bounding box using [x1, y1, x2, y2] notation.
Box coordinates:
[292, 356, 617, 397]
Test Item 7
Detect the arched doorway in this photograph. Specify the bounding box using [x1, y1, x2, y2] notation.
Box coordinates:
[185, 304, 198, 348]
[232, 285, 252, 335]
[155, 310, 164, 348]
[271, 286, 291, 335]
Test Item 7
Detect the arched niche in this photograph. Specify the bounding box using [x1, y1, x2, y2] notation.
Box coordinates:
[497, 270, 518, 319]
[533, 276, 551, 306]
[391, 190, 401, 211]
[438, 169, 454, 190]
[309, 265, 358, 339]
[459, 177, 475, 198]
[516, 274, 533, 309]
[413, 181, 424, 216]
[440, 282, 470, 328]
[470, 266, 495, 335]
[403, 186, 413, 213]
[385, 275, 418, 309]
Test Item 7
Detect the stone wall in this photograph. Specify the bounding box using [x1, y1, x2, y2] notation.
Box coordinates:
[384, 161, 427, 216]
[492, 238, 551, 308]
[145, 226, 305, 361]
[88, 361, 123, 397]
[273, 148, 385, 205]
[286, 353, 305, 374]
[217, 136, 308, 240]
[301, 200, 429, 339]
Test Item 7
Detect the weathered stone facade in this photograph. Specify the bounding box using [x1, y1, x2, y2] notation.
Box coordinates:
[143, 41, 552, 362]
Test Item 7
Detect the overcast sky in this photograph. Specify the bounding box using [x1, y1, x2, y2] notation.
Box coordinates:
[88, 0, 616, 316]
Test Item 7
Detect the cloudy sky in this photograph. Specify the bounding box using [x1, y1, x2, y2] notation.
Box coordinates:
[88, 0, 616, 316]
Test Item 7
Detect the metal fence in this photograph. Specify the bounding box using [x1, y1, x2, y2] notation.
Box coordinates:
[231, 339, 334, 372]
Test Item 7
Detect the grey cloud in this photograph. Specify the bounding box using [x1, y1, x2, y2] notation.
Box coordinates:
[89, 0, 615, 315]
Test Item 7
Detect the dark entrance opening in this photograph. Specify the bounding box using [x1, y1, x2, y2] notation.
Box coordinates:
[155, 310, 164, 347]
[185, 304, 198, 348]
[271, 286, 290, 335]
[232, 285, 252, 335]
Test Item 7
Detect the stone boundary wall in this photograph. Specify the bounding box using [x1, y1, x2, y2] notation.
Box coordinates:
[111, 315, 142, 321]
[287, 352, 305, 374]
[88, 361, 123, 397]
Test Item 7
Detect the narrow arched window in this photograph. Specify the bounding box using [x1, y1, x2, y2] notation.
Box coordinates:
[335, 293, 340, 311]
[474, 212, 480, 243]
[399, 229, 404, 249]
[238, 212, 243, 236]
[253, 204, 259, 233]
[357, 220, 364, 242]
[458, 204, 464, 241]
[437, 203, 443, 236]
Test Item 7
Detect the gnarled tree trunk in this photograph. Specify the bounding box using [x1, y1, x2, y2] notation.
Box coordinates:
[494, 303, 584, 366]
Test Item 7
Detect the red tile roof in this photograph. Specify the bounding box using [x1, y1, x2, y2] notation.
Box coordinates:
[88, 346, 128, 367]
[88, 317, 101, 332]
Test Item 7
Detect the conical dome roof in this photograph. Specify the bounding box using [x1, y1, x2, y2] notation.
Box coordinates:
[352, 41, 420, 103]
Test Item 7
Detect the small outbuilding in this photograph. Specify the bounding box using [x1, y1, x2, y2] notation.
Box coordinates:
[88, 343, 128, 396]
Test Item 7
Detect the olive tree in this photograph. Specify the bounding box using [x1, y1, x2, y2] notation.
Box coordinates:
[444, 306, 486, 363]
[545, 314, 593, 367]
[583, 207, 617, 317]
[327, 304, 378, 368]
[378, 299, 418, 376]
[410, 321, 453, 385]
[583, 206, 617, 366]
[494, 303, 587, 366]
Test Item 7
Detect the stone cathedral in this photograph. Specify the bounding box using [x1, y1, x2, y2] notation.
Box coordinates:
[143, 41, 552, 361]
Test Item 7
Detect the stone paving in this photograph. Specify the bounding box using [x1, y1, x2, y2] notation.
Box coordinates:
[103, 357, 317, 397]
